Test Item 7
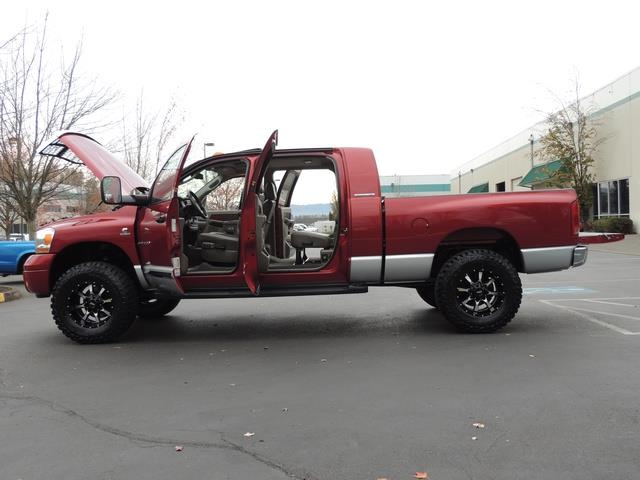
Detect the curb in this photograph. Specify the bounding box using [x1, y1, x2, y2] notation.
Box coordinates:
[0, 286, 21, 303]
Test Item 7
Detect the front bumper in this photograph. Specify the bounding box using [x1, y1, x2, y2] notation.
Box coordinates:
[22, 253, 55, 297]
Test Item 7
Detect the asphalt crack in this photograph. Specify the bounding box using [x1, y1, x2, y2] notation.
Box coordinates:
[0, 391, 305, 479]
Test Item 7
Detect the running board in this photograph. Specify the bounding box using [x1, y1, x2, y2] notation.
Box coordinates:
[182, 284, 368, 299]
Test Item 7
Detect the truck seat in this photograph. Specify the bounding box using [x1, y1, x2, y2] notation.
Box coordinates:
[290, 230, 332, 249]
[199, 231, 238, 265]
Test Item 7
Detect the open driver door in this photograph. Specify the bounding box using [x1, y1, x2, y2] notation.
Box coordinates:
[240, 130, 278, 295]
[136, 137, 195, 296]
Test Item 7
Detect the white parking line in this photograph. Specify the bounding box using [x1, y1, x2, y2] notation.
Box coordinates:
[581, 299, 639, 307]
[540, 297, 640, 336]
[541, 296, 640, 302]
[525, 278, 640, 285]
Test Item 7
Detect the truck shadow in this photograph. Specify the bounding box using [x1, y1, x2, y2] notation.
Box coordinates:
[121, 307, 536, 343]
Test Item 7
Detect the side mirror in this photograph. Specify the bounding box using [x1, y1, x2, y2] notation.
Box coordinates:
[101, 176, 123, 204]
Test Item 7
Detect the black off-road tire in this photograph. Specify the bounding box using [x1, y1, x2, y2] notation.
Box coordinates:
[416, 283, 438, 308]
[51, 261, 138, 344]
[435, 249, 522, 333]
[138, 297, 180, 318]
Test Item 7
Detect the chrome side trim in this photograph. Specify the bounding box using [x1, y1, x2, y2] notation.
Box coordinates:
[572, 245, 588, 268]
[134, 265, 151, 290]
[521, 246, 575, 273]
[350, 256, 382, 283]
[142, 265, 174, 274]
[353, 192, 376, 197]
[384, 254, 434, 283]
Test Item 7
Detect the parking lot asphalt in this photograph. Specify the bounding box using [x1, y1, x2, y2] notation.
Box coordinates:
[2, 249, 640, 480]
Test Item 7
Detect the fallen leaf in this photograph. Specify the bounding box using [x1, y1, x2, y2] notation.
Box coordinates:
[320, 359, 328, 363]
[473, 422, 485, 429]
[175, 445, 183, 452]
[243, 432, 255, 437]
[529, 354, 536, 358]
[414, 472, 428, 479]
[472, 436, 478, 440]
[281, 408, 288, 414]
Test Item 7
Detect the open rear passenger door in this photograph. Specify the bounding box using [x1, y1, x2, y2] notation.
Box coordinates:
[136, 137, 195, 296]
[240, 130, 278, 295]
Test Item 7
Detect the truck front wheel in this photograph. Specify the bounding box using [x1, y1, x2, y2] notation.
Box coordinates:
[435, 249, 522, 333]
[51, 261, 139, 344]
[138, 297, 180, 318]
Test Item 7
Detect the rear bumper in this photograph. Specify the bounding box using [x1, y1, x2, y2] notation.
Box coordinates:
[572, 245, 588, 268]
[521, 245, 588, 273]
[22, 253, 54, 297]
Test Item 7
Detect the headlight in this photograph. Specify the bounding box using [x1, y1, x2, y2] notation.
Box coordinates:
[35, 227, 55, 253]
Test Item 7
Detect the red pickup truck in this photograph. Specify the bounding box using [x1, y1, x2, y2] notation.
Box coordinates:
[25, 131, 590, 343]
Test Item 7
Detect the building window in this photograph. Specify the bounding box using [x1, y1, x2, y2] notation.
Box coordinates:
[495, 181, 506, 192]
[11, 223, 27, 234]
[43, 204, 62, 213]
[594, 178, 630, 218]
[620, 178, 630, 215]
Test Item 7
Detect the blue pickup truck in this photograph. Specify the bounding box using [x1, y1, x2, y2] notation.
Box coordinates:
[0, 240, 35, 276]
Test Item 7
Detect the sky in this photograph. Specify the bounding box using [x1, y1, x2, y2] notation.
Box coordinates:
[2, 0, 640, 185]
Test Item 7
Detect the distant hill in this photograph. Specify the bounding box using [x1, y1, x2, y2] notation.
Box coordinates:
[291, 203, 331, 217]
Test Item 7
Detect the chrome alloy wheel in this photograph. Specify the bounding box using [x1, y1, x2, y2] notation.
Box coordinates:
[455, 268, 504, 317]
[69, 282, 114, 328]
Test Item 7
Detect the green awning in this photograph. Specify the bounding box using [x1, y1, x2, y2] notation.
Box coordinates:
[468, 183, 489, 193]
[381, 183, 451, 194]
[519, 159, 563, 187]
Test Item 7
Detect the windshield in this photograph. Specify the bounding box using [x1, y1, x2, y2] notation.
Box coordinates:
[151, 144, 187, 203]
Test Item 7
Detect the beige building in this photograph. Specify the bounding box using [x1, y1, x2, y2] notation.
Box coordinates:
[451, 67, 639, 230]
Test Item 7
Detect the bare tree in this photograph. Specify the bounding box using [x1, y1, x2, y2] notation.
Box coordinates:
[207, 178, 245, 211]
[0, 184, 19, 239]
[120, 91, 181, 181]
[80, 176, 106, 215]
[536, 79, 606, 224]
[0, 15, 117, 236]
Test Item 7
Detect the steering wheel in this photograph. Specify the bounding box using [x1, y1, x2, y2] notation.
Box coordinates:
[189, 190, 208, 218]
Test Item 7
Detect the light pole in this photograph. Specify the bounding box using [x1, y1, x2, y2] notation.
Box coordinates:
[203, 142, 215, 158]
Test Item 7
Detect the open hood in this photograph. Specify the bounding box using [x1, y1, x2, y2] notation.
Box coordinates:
[39, 132, 149, 193]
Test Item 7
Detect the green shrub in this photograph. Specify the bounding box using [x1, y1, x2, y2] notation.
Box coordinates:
[591, 217, 634, 233]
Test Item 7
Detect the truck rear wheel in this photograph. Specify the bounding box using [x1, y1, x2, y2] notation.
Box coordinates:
[435, 249, 522, 333]
[416, 283, 438, 308]
[138, 297, 180, 318]
[51, 261, 138, 344]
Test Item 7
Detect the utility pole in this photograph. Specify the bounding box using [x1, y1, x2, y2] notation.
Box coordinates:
[203, 142, 215, 158]
[529, 134, 534, 168]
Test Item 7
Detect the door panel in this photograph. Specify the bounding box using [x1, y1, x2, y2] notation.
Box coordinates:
[240, 130, 278, 294]
[136, 137, 194, 295]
